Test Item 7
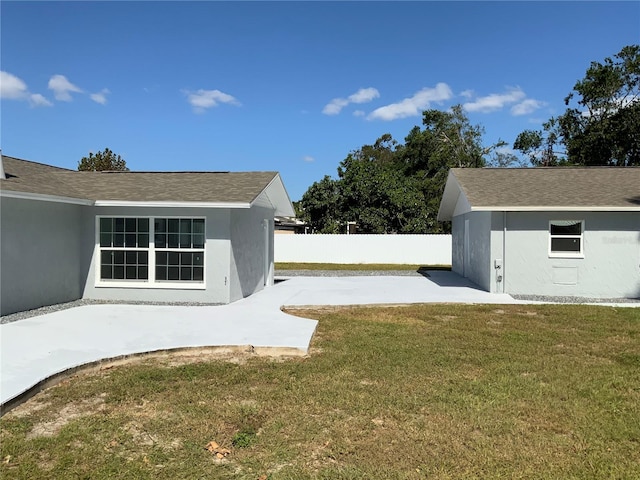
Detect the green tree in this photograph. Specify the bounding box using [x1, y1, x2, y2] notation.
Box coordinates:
[300, 105, 501, 234]
[514, 45, 640, 166]
[299, 175, 342, 233]
[78, 148, 129, 171]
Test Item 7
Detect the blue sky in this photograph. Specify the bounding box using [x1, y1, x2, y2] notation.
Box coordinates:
[2, 1, 639, 201]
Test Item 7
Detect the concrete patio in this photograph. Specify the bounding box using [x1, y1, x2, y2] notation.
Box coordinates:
[1, 271, 635, 412]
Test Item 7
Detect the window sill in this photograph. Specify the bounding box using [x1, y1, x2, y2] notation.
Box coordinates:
[548, 253, 585, 259]
[96, 281, 206, 290]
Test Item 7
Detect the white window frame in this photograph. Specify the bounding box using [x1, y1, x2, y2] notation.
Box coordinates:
[548, 220, 584, 258]
[95, 216, 206, 290]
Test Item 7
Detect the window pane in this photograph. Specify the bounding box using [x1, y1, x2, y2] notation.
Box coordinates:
[126, 266, 137, 279]
[114, 266, 125, 279]
[115, 218, 125, 232]
[181, 252, 193, 265]
[125, 233, 136, 247]
[138, 218, 149, 232]
[126, 251, 137, 264]
[155, 233, 166, 248]
[168, 234, 179, 248]
[138, 266, 148, 280]
[114, 251, 124, 264]
[139, 251, 148, 265]
[156, 251, 167, 265]
[168, 267, 179, 281]
[551, 238, 581, 252]
[193, 234, 205, 249]
[168, 219, 179, 234]
[193, 267, 204, 281]
[180, 219, 191, 233]
[181, 267, 192, 281]
[180, 234, 191, 248]
[101, 251, 112, 264]
[138, 234, 149, 248]
[193, 219, 205, 234]
[125, 218, 137, 232]
[156, 266, 167, 281]
[193, 253, 204, 266]
[100, 233, 112, 247]
[155, 218, 167, 233]
[114, 233, 125, 247]
[100, 218, 112, 233]
[550, 222, 581, 235]
[168, 252, 180, 265]
[101, 264, 112, 280]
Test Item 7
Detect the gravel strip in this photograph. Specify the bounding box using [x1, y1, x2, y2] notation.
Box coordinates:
[512, 294, 640, 304]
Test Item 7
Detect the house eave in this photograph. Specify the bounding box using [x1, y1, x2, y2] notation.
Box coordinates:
[0, 189, 93, 206]
[93, 200, 252, 208]
[470, 206, 640, 212]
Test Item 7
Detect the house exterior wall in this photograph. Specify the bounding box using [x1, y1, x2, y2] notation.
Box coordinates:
[502, 211, 640, 298]
[229, 206, 274, 302]
[82, 206, 232, 304]
[451, 211, 492, 291]
[0, 197, 86, 315]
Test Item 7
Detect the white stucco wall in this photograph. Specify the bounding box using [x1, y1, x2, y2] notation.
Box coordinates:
[503, 211, 640, 298]
[0, 197, 86, 315]
[229, 206, 274, 302]
[275, 234, 452, 265]
[83, 207, 232, 304]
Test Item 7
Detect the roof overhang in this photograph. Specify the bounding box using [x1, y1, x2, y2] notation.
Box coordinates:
[93, 200, 251, 208]
[252, 173, 295, 217]
[0, 189, 93, 206]
[437, 170, 465, 221]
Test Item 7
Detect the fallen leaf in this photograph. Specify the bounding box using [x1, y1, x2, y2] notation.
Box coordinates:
[205, 440, 231, 457]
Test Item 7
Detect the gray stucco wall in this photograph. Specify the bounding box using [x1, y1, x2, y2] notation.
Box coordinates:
[0, 197, 87, 315]
[82, 207, 232, 304]
[503, 211, 640, 298]
[452, 211, 492, 291]
[229, 206, 274, 303]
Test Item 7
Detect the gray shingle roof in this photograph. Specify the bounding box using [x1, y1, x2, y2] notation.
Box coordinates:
[438, 167, 640, 220]
[0, 155, 281, 204]
[452, 167, 640, 208]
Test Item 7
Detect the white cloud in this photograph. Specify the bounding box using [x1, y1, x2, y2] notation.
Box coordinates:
[302, 155, 315, 163]
[48, 74, 83, 101]
[1, 71, 52, 107]
[353, 110, 365, 117]
[511, 98, 545, 116]
[367, 83, 453, 121]
[463, 87, 526, 113]
[29, 93, 53, 107]
[1, 71, 29, 99]
[90, 88, 110, 105]
[459, 89, 474, 99]
[184, 88, 241, 113]
[322, 87, 380, 115]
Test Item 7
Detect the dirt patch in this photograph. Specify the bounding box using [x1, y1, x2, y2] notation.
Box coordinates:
[26, 396, 106, 439]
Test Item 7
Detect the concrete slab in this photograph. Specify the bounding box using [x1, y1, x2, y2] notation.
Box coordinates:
[1, 271, 637, 410]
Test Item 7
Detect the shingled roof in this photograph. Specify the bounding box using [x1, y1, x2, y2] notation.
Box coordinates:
[438, 167, 640, 221]
[0, 155, 294, 215]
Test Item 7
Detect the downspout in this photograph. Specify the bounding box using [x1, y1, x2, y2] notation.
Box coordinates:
[502, 211, 507, 294]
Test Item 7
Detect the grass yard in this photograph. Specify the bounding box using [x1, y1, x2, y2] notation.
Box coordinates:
[275, 263, 451, 271]
[1, 304, 639, 479]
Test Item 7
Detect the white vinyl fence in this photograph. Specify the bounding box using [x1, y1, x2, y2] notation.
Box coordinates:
[275, 234, 452, 265]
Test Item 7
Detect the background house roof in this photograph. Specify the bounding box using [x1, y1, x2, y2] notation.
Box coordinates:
[438, 167, 640, 220]
[0, 155, 295, 216]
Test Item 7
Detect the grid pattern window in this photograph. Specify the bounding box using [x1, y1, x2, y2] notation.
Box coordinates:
[100, 218, 150, 280]
[549, 220, 583, 256]
[98, 217, 205, 285]
[154, 219, 205, 282]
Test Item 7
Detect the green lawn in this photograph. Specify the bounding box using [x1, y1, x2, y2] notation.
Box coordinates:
[2, 304, 639, 479]
[275, 262, 451, 271]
